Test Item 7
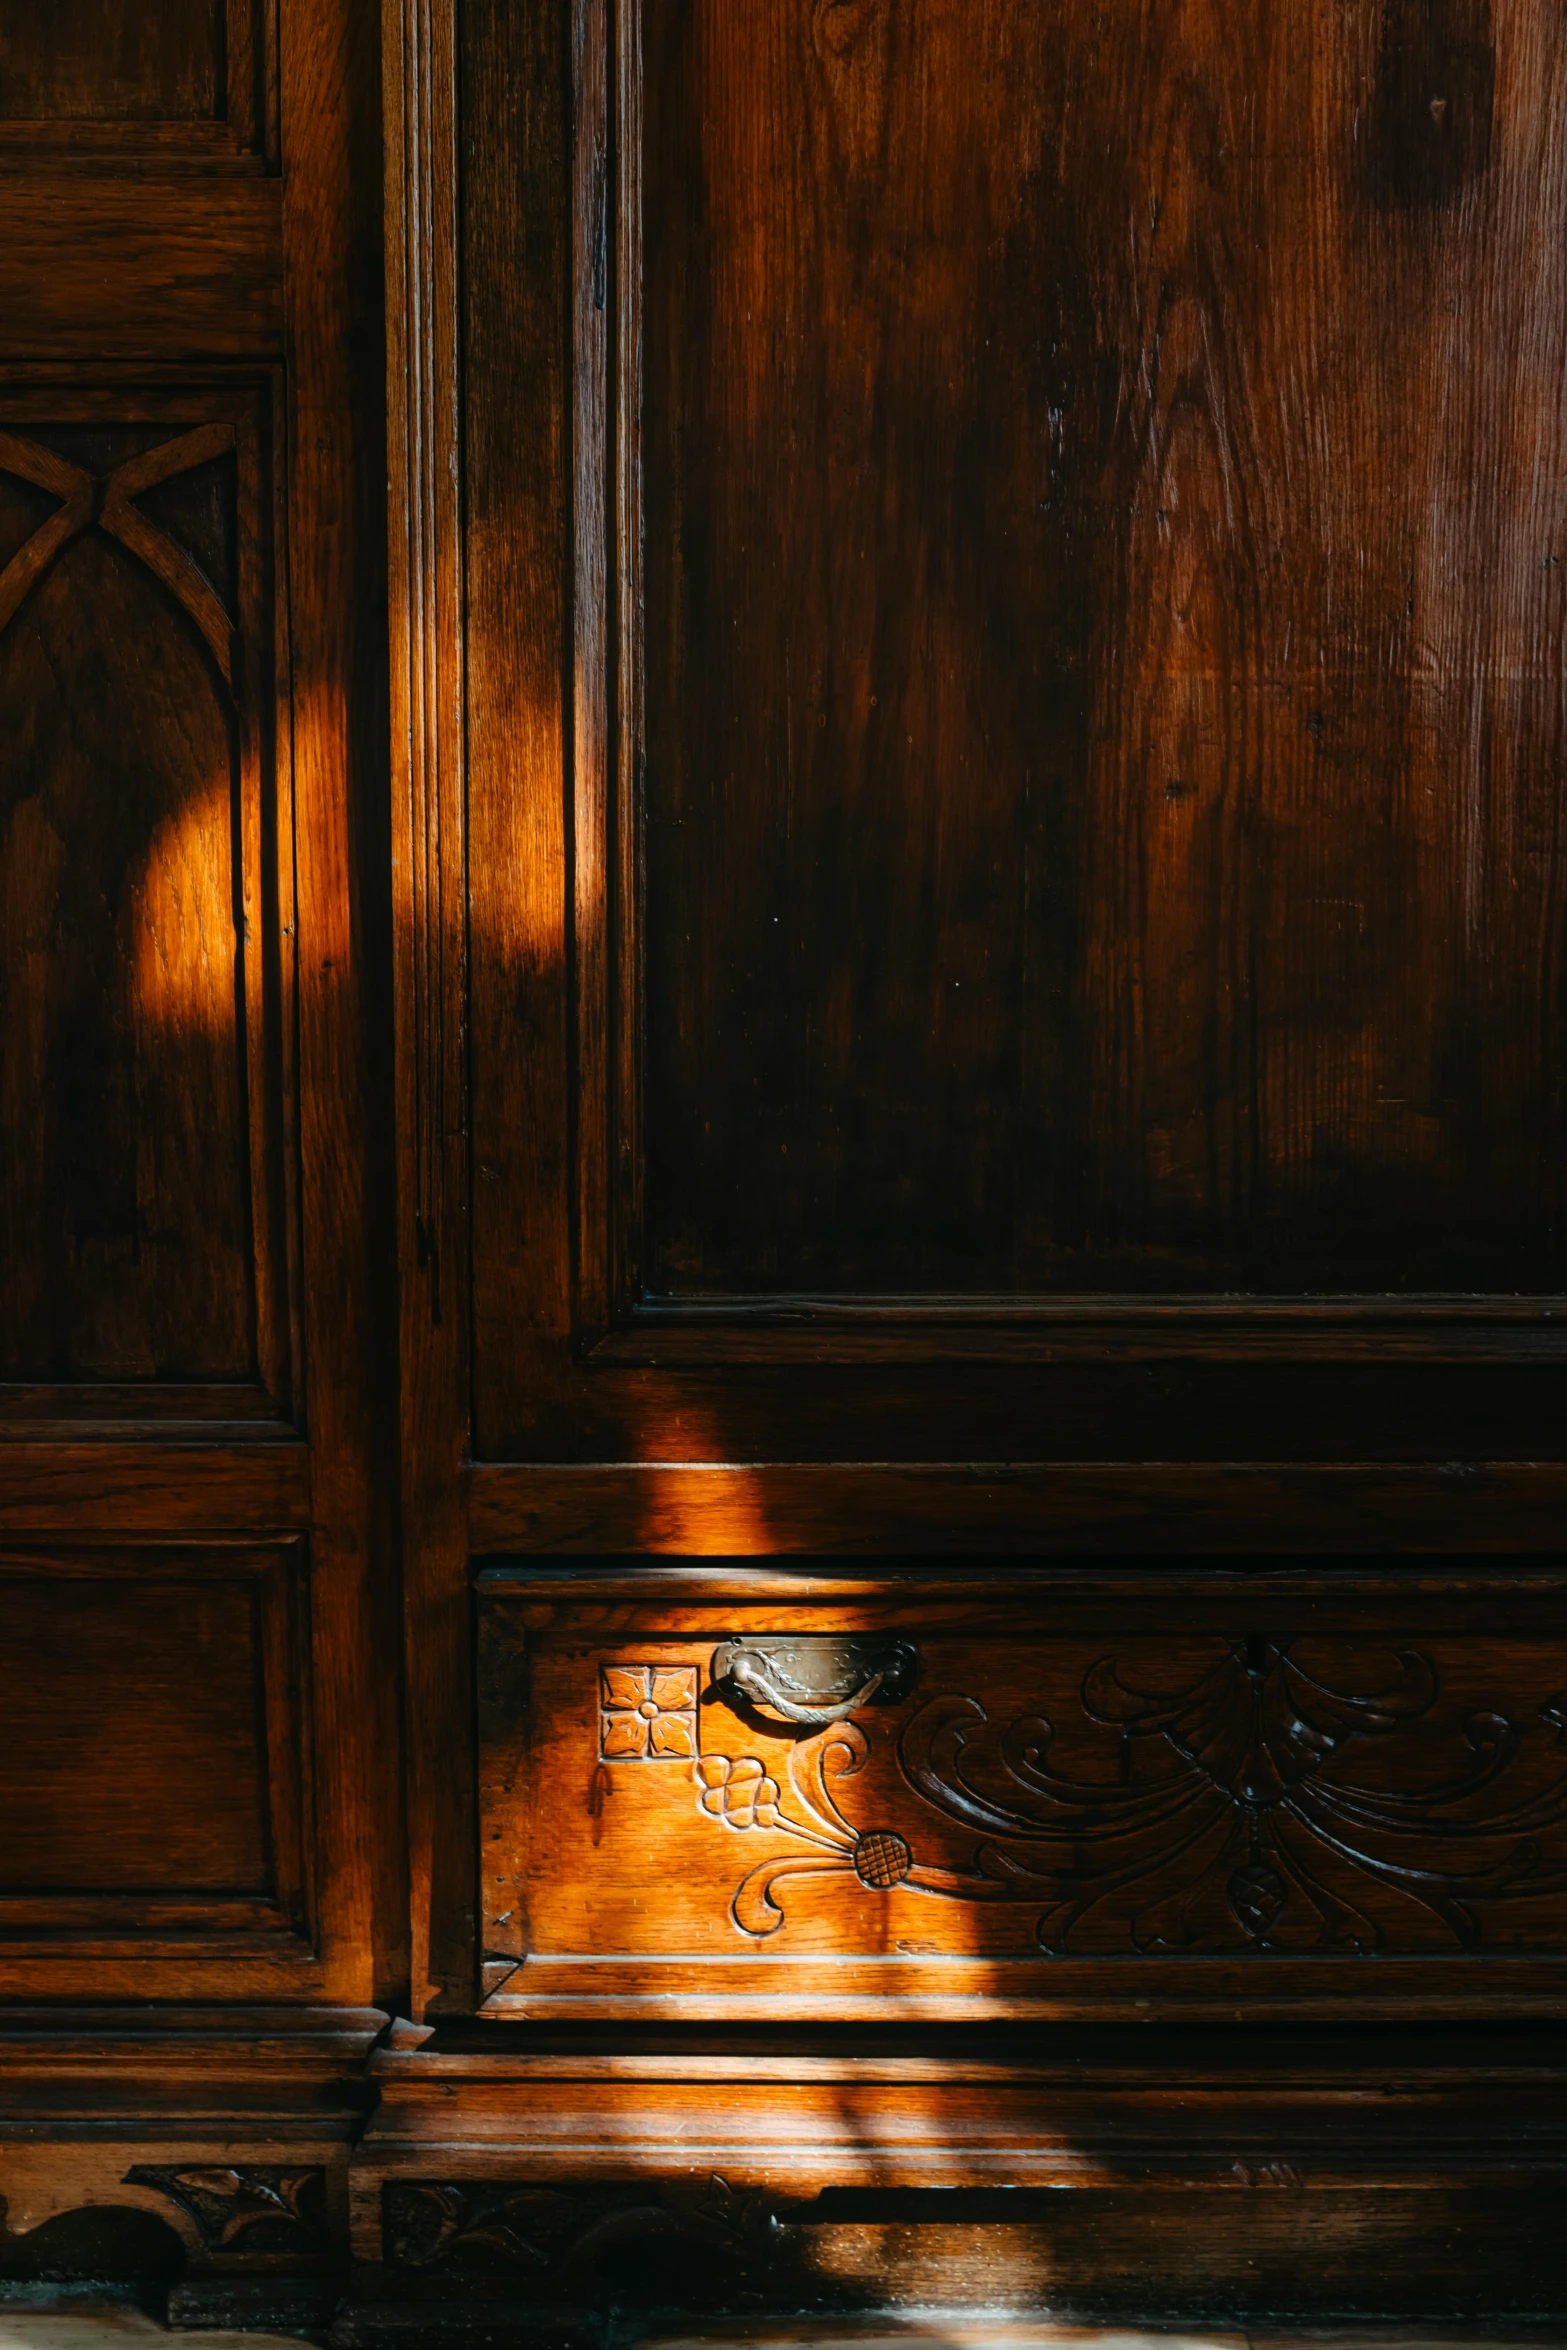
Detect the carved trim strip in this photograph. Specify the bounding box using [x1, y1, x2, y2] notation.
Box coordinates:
[0, 424, 238, 684]
[383, 2176, 775, 2275]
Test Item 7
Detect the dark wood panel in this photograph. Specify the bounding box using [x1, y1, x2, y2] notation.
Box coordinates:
[477, 1570, 1567, 2018]
[461, 0, 571, 1459]
[0, 1440, 308, 1527]
[0, 1545, 305, 1931]
[5, 1564, 265, 1880]
[0, 0, 273, 158]
[636, 0, 1567, 1300]
[468, 1459, 1567, 1555]
[366, 2172, 1567, 2316]
[0, 0, 222, 123]
[0, 387, 293, 1402]
[0, 184, 283, 358]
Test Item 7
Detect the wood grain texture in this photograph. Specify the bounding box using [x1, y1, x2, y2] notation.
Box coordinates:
[352, 2022, 1567, 2314]
[445, 0, 573, 1994]
[2, 1572, 271, 1892]
[0, 1544, 307, 1949]
[461, 0, 572, 1455]
[636, 0, 1567, 1301]
[0, 391, 293, 1402]
[458, 0, 1567, 1497]
[0, 0, 223, 123]
[0, 0, 274, 157]
[0, 1440, 308, 1527]
[467, 1457, 1567, 1555]
[0, 0, 402, 2025]
[355, 2183, 1567, 2317]
[0, 183, 283, 358]
[280, 0, 405, 2008]
[384, 0, 472, 2017]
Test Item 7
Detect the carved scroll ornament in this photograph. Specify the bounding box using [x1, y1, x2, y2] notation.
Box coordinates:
[122, 2165, 327, 2255]
[692, 1635, 1567, 1953]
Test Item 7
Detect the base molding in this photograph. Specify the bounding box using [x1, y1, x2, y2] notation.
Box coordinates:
[343, 2021, 1567, 2322]
[6, 2012, 1567, 2323]
[0, 2005, 384, 2297]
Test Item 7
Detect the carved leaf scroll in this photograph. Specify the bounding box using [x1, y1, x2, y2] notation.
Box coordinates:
[900, 1637, 1567, 1954]
[383, 2176, 775, 2276]
[692, 1635, 1567, 1954]
[123, 2165, 327, 2255]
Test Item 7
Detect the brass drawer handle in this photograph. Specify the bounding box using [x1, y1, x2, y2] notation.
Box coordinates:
[710, 1635, 918, 1726]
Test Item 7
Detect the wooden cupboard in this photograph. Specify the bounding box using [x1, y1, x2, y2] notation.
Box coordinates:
[6, 0, 1567, 2323]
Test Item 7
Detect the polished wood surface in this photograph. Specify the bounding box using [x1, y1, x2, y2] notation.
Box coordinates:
[640, 0, 1567, 1305]
[0, 391, 290, 1396]
[1, 1546, 304, 1915]
[349, 2017, 1567, 2318]
[6, 0, 1567, 2326]
[1, 0, 239, 127]
[452, 0, 1567, 1510]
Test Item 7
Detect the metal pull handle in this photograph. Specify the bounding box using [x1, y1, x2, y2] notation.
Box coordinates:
[710, 1636, 918, 1726]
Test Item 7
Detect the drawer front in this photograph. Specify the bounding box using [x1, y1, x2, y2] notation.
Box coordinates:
[477, 1570, 1567, 2020]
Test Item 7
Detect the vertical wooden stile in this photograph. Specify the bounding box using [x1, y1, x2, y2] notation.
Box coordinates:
[384, 0, 470, 2013]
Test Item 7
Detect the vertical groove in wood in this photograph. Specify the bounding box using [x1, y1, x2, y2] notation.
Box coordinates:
[612, 0, 644, 1311]
[270, 361, 305, 1424]
[384, 0, 469, 2015]
[572, 0, 612, 1338]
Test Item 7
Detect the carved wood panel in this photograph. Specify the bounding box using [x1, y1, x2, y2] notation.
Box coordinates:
[0, 383, 296, 1412]
[479, 1569, 1567, 2019]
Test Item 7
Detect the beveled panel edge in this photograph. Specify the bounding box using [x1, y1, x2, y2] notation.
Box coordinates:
[474, 1560, 1567, 1600]
[477, 1951, 1567, 2031]
[0, 2001, 386, 2057]
[0, 123, 271, 173]
[588, 1295, 1567, 1366]
[0, 1388, 296, 1431]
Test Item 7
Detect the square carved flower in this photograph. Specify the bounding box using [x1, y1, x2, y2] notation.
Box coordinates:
[600, 1663, 699, 1760]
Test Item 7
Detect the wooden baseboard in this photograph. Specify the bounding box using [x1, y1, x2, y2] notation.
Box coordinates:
[343, 2021, 1567, 2322]
[7, 2012, 1567, 2322]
